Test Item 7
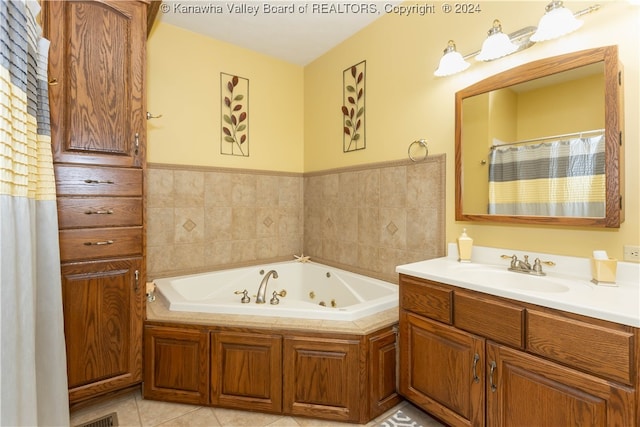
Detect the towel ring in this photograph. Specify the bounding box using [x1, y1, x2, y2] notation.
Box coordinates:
[408, 139, 428, 162]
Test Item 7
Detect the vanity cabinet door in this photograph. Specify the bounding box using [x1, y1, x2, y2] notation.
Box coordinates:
[399, 311, 485, 427]
[368, 327, 402, 419]
[143, 326, 210, 405]
[283, 336, 362, 423]
[63, 258, 144, 403]
[211, 331, 282, 413]
[486, 342, 635, 427]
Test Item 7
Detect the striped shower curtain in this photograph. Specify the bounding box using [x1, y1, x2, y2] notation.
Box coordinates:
[1, 1, 70, 425]
[488, 135, 606, 217]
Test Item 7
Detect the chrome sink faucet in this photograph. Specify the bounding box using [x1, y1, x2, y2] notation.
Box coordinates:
[256, 270, 278, 304]
[501, 254, 555, 276]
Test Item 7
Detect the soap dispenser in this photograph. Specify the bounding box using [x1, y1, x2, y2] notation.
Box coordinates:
[457, 228, 473, 263]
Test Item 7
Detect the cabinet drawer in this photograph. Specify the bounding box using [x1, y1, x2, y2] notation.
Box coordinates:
[454, 291, 525, 348]
[526, 310, 634, 385]
[400, 275, 452, 324]
[59, 227, 142, 262]
[57, 197, 142, 229]
[54, 165, 142, 196]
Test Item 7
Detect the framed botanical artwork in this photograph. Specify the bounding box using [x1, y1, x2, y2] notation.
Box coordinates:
[341, 60, 366, 152]
[221, 73, 249, 156]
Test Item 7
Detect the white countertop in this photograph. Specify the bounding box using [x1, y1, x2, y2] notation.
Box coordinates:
[396, 243, 640, 327]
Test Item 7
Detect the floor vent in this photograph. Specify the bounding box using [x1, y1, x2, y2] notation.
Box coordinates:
[75, 412, 118, 427]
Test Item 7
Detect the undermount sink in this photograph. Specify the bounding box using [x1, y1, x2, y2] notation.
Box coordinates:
[505, 276, 570, 293]
[446, 263, 572, 293]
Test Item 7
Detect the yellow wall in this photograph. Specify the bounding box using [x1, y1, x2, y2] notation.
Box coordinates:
[517, 73, 604, 139]
[146, 23, 304, 172]
[147, 1, 640, 261]
[461, 93, 490, 213]
[303, 1, 639, 260]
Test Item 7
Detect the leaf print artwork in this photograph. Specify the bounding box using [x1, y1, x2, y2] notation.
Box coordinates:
[221, 73, 249, 156]
[341, 61, 366, 152]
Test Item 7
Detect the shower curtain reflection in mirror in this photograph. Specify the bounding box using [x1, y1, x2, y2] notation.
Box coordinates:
[488, 134, 605, 217]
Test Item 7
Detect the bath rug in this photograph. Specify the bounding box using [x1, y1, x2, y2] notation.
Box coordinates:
[379, 409, 423, 427]
[74, 412, 118, 427]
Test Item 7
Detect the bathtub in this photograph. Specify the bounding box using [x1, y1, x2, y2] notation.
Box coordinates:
[153, 261, 398, 321]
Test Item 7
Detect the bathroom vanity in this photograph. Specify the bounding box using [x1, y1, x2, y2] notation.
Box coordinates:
[397, 245, 639, 426]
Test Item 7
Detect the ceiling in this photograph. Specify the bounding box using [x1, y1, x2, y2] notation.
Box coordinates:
[158, 1, 397, 65]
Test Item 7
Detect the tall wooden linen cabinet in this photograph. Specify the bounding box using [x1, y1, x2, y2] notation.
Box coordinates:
[43, 0, 155, 406]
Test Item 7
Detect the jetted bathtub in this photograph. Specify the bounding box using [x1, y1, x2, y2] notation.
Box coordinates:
[153, 261, 398, 321]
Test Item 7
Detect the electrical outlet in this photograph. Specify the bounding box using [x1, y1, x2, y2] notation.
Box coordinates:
[623, 245, 640, 262]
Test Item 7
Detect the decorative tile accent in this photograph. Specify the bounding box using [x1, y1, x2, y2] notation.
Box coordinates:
[146, 155, 444, 281]
[386, 221, 399, 235]
[182, 219, 196, 232]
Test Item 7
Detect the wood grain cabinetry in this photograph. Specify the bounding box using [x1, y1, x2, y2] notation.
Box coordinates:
[46, 0, 146, 167]
[43, 0, 148, 406]
[399, 274, 639, 427]
[283, 336, 361, 422]
[144, 327, 210, 405]
[212, 332, 282, 413]
[369, 327, 401, 416]
[143, 324, 400, 423]
[400, 311, 484, 426]
[61, 258, 144, 403]
[487, 342, 635, 427]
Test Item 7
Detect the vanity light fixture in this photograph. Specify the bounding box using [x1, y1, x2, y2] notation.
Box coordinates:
[531, 1, 584, 42]
[434, 3, 601, 77]
[475, 20, 518, 61]
[434, 40, 470, 77]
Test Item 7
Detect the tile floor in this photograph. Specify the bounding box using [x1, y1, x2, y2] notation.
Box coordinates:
[70, 390, 445, 427]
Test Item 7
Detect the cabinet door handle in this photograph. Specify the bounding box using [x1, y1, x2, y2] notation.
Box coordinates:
[472, 353, 480, 383]
[489, 361, 497, 392]
[134, 270, 140, 291]
[134, 132, 139, 155]
[84, 209, 114, 215]
[83, 240, 114, 246]
[84, 179, 114, 184]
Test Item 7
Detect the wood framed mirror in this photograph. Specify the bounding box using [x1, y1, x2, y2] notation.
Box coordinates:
[455, 45, 624, 227]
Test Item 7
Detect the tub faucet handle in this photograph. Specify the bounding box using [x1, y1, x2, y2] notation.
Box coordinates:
[270, 290, 281, 305]
[234, 289, 251, 303]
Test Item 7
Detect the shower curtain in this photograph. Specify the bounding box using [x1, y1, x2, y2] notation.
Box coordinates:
[488, 135, 606, 216]
[1, 1, 70, 425]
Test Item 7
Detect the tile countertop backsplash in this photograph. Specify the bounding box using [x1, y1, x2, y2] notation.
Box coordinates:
[397, 243, 640, 327]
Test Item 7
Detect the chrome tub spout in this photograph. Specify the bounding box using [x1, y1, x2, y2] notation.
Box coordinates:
[256, 270, 278, 304]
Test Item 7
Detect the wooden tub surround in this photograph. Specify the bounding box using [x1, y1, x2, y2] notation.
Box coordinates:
[144, 294, 401, 424]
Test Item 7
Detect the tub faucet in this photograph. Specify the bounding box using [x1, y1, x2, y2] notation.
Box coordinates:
[256, 270, 278, 304]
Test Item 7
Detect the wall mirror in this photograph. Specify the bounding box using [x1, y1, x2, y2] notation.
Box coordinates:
[455, 45, 624, 227]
